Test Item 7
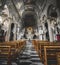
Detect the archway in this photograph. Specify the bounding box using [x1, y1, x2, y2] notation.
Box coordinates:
[22, 11, 37, 29]
[0, 24, 5, 42]
[10, 23, 14, 41]
[45, 22, 49, 40]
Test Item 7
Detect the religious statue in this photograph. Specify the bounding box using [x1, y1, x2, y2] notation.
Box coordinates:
[39, 26, 44, 40]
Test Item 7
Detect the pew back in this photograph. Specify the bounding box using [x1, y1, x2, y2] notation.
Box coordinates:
[44, 46, 60, 65]
[0, 46, 11, 65]
[32, 40, 60, 65]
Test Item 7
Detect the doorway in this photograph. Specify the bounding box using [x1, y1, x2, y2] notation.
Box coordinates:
[10, 23, 14, 41]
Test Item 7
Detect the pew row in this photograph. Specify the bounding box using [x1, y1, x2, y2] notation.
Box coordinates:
[32, 40, 60, 65]
[0, 40, 26, 65]
[56, 52, 60, 65]
[44, 46, 60, 65]
[0, 46, 11, 65]
[32, 40, 49, 56]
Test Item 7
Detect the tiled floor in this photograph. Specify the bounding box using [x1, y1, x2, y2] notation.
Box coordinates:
[19, 40, 43, 65]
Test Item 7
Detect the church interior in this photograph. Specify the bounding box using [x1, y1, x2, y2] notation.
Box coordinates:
[0, 0, 60, 65]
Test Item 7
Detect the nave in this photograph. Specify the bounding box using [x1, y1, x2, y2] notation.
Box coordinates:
[0, 0, 60, 65]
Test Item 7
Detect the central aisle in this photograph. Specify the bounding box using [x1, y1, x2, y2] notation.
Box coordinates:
[19, 40, 44, 65]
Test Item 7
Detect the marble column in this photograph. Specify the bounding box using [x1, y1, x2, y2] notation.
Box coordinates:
[42, 22, 46, 40]
[47, 20, 54, 42]
[5, 23, 11, 41]
[39, 27, 43, 40]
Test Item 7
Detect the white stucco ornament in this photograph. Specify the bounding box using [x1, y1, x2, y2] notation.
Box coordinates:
[0, 16, 2, 24]
[2, 5, 9, 16]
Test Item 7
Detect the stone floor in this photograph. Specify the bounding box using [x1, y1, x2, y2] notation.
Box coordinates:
[19, 40, 43, 65]
[0, 40, 44, 65]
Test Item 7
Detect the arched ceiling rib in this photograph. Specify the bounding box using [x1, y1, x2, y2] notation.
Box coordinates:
[0, 0, 47, 28]
[9, 0, 47, 19]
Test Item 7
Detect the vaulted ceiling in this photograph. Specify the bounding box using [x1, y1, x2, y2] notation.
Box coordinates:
[0, 0, 54, 28]
[16, 0, 47, 28]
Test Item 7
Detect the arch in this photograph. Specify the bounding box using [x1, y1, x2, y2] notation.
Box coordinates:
[22, 11, 37, 28]
[45, 22, 49, 41]
[10, 23, 14, 41]
[11, 23, 14, 31]
[47, 4, 57, 18]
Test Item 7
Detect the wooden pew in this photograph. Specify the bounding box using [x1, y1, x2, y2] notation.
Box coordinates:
[44, 45, 60, 65]
[56, 52, 60, 65]
[32, 40, 37, 51]
[18, 40, 26, 49]
[32, 40, 60, 65]
[15, 40, 26, 52]
[38, 42, 60, 62]
[37, 41, 49, 61]
[32, 40, 49, 50]
[32, 40, 49, 58]
[0, 46, 11, 65]
[0, 41, 19, 59]
[0, 40, 26, 63]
